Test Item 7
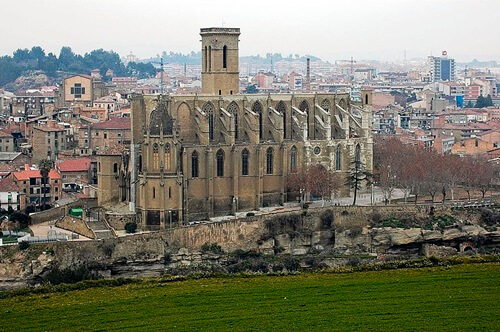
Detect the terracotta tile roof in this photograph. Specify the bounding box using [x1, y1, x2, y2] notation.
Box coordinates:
[34, 125, 64, 132]
[90, 117, 130, 130]
[0, 177, 20, 192]
[0, 130, 13, 138]
[97, 144, 126, 155]
[13, 168, 61, 181]
[56, 158, 91, 172]
[0, 164, 16, 172]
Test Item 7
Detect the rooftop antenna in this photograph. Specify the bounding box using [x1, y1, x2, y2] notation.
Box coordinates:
[221, 17, 225, 27]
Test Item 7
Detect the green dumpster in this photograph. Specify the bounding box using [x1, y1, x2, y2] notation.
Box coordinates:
[69, 208, 83, 217]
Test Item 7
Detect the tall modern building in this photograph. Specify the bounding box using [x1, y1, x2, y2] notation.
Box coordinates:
[428, 52, 456, 82]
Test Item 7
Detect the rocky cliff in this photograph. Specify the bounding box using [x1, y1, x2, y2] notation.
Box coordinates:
[1, 205, 499, 290]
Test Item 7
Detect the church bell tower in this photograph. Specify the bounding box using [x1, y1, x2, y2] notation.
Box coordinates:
[201, 27, 240, 96]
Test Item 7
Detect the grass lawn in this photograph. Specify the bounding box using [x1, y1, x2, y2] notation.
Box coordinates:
[1, 263, 499, 331]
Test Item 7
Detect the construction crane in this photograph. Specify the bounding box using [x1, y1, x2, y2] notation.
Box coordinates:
[336, 57, 357, 79]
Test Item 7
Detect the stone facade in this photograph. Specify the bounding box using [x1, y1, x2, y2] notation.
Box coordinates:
[100, 28, 374, 229]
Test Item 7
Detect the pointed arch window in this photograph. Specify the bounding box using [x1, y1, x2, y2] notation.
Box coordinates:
[152, 187, 156, 199]
[266, 147, 274, 175]
[203, 102, 214, 141]
[223, 45, 228, 69]
[290, 146, 297, 171]
[338, 99, 346, 122]
[321, 99, 330, 112]
[208, 46, 212, 72]
[355, 144, 361, 167]
[242, 149, 249, 176]
[153, 143, 159, 170]
[299, 100, 309, 139]
[216, 149, 224, 177]
[204, 46, 208, 71]
[191, 151, 199, 178]
[164, 143, 171, 170]
[252, 102, 263, 140]
[228, 102, 239, 140]
[365, 94, 369, 105]
[336, 145, 342, 171]
[277, 101, 286, 139]
[138, 154, 142, 172]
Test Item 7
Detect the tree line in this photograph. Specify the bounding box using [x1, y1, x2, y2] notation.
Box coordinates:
[284, 137, 498, 206]
[0, 46, 158, 87]
[374, 136, 498, 204]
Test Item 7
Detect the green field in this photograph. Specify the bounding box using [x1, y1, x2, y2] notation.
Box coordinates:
[1, 263, 499, 331]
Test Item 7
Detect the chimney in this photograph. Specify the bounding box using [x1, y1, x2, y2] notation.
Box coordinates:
[306, 58, 311, 91]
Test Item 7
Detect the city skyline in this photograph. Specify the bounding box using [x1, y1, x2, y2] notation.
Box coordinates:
[1, 0, 499, 63]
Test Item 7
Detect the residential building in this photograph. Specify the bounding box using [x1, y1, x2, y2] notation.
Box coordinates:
[31, 121, 67, 163]
[0, 130, 15, 152]
[251, 72, 275, 89]
[428, 53, 456, 82]
[451, 138, 495, 157]
[11, 166, 62, 208]
[56, 157, 92, 185]
[93, 96, 116, 113]
[58, 74, 108, 107]
[89, 117, 131, 153]
[0, 176, 24, 211]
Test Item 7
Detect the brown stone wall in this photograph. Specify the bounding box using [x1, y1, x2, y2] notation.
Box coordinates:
[55, 215, 95, 239]
[105, 213, 135, 230]
[97, 155, 121, 206]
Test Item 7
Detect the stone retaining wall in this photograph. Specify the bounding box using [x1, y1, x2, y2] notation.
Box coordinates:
[55, 216, 95, 239]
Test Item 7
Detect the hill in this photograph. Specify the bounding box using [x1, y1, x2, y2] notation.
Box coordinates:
[0, 263, 498, 331]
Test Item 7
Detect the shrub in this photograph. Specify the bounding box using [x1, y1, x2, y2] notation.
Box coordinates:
[481, 209, 500, 226]
[347, 256, 361, 266]
[124, 222, 137, 234]
[232, 249, 261, 259]
[25, 205, 36, 214]
[201, 242, 224, 255]
[43, 265, 100, 285]
[302, 203, 309, 209]
[281, 256, 300, 271]
[10, 212, 31, 229]
[264, 213, 301, 237]
[273, 245, 285, 255]
[18, 241, 30, 250]
[348, 225, 363, 238]
[371, 212, 382, 224]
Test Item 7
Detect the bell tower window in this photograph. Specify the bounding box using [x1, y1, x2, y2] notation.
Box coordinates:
[223, 45, 227, 69]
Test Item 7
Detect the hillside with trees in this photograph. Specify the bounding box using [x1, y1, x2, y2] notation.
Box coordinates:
[0, 46, 158, 89]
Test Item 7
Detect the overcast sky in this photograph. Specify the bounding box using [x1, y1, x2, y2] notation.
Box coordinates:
[1, 0, 499, 62]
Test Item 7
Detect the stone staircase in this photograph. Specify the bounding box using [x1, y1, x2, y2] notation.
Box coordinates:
[86, 217, 115, 239]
